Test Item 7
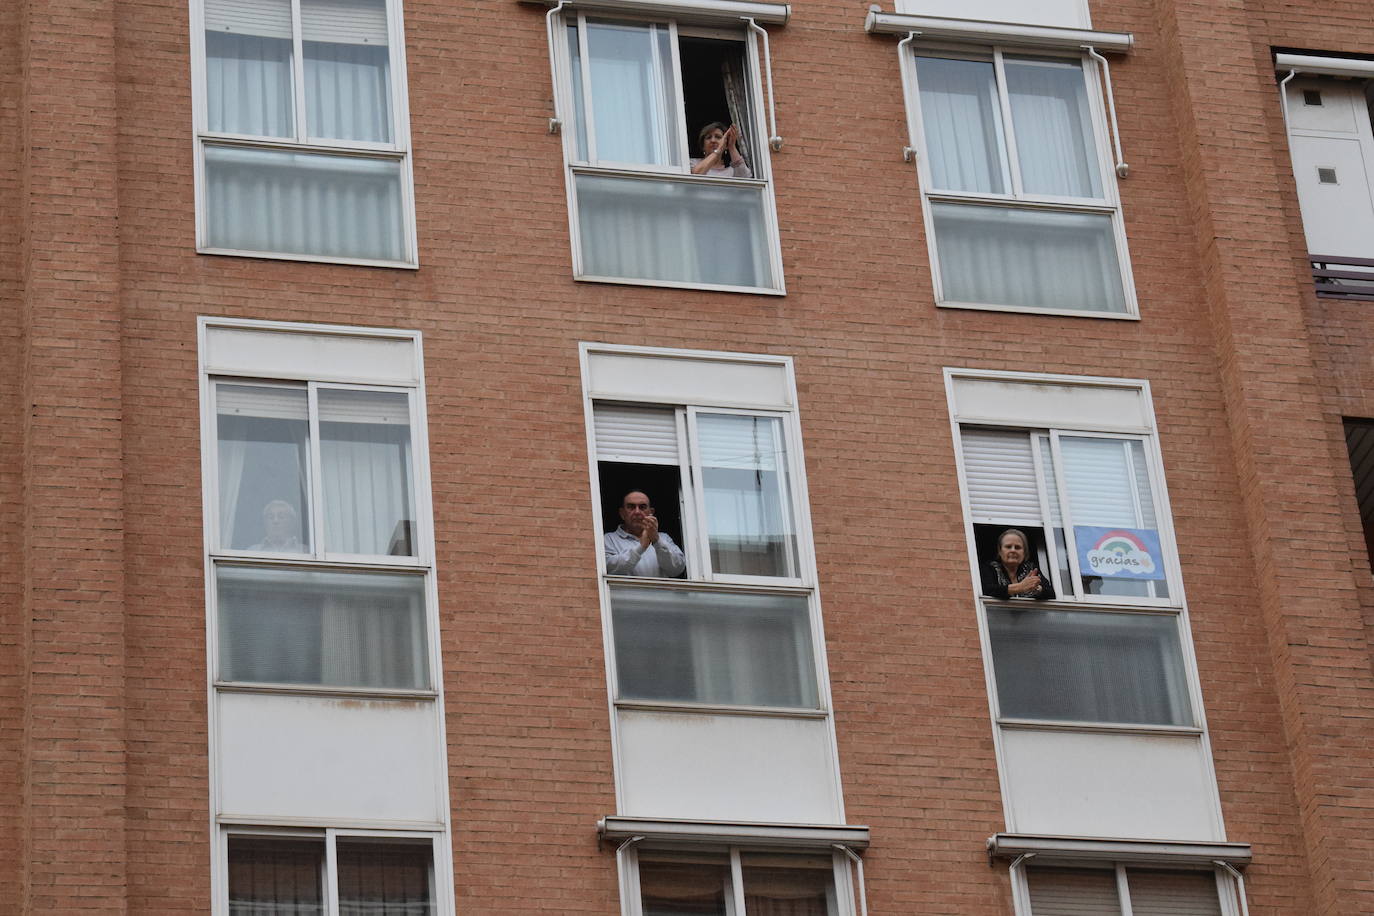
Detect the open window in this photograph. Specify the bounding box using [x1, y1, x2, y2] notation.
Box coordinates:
[552, 7, 786, 292]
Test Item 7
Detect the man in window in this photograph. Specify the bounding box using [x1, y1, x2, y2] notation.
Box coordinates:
[604, 490, 686, 577]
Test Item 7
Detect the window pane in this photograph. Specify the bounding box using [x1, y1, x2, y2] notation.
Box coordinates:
[638, 851, 731, 916]
[319, 389, 416, 557]
[915, 56, 1006, 194]
[204, 144, 405, 262]
[1059, 437, 1168, 600]
[932, 203, 1127, 313]
[217, 383, 311, 553]
[567, 23, 589, 161]
[988, 607, 1193, 726]
[204, 0, 295, 138]
[575, 173, 774, 289]
[1004, 56, 1102, 199]
[741, 852, 837, 916]
[697, 413, 799, 578]
[1127, 869, 1222, 916]
[336, 838, 434, 916]
[218, 566, 429, 689]
[303, 0, 393, 143]
[610, 585, 818, 708]
[1026, 866, 1121, 916]
[228, 836, 325, 916]
[585, 20, 681, 167]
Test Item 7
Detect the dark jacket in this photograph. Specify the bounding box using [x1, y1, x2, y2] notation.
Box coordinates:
[982, 559, 1056, 600]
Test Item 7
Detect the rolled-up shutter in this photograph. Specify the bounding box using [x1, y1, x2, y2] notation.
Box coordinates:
[960, 427, 1042, 524]
[301, 0, 389, 46]
[594, 404, 679, 465]
[204, 0, 292, 39]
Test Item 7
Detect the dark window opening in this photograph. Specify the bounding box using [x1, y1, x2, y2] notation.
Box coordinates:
[679, 36, 758, 174]
[1303, 88, 1324, 106]
[598, 461, 686, 573]
[1343, 418, 1374, 573]
[974, 523, 1055, 598]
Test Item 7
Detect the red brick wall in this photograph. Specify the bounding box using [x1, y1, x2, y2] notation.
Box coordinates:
[3, 0, 1372, 911]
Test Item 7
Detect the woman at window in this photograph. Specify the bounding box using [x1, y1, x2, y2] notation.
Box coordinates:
[982, 528, 1055, 600]
[691, 122, 751, 178]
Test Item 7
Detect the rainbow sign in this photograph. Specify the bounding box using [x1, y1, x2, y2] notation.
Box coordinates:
[1074, 526, 1165, 580]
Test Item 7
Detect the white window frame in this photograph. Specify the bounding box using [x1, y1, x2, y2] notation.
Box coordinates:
[903, 42, 1139, 318]
[217, 825, 454, 916]
[550, 11, 787, 294]
[1011, 860, 1246, 916]
[618, 842, 859, 916]
[188, 0, 419, 267]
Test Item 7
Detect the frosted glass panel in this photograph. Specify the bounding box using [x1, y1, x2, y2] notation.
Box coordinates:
[576, 173, 773, 289]
[638, 852, 730, 916]
[204, 145, 405, 261]
[697, 413, 799, 578]
[216, 383, 311, 553]
[585, 20, 681, 166]
[610, 585, 818, 708]
[303, 0, 392, 143]
[988, 607, 1193, 726]
[217, 566, 429, 689]
[1005, 56, 1102, 199]
[319, 388, 416, 557]
[932, 203, 1126, 313]
[228, 836, 325, 915]
[915, 56, 1006, 194]
[336, 838, 434, 916]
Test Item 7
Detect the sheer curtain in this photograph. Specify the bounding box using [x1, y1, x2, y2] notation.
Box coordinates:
[204, 0, 294, 137]
[228, 836, 326, 916]
[319, 389, 415, 556]
[215, 383, 311, 551]
[697, 414, 799, 578]
[336, 839, 434, 916]
[741, 856, 837, 916]
[585, 20, 680, 166]
[302, 0, 392, 143]
[915, 55, 1006, 193]
[1004, 56, 1103, 199]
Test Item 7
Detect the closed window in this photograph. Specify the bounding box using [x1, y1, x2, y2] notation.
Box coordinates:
[193, 0, 416, 265]
[553, 13, 784, 292]
[911, 48, 1133, 315]
[1026, 865, 1225, 916]
[631, 848, 845, 916]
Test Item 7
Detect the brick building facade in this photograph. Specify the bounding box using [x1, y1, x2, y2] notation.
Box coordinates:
[3, 0, 1374, 912]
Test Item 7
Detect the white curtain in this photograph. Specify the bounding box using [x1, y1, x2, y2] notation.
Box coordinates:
[303, 0, 392, 142]
[697, 413, 798, 578]
[1004, 56, 1103, 199]
[320, 579, 428, 690]
[932, 202, 1126, 312]
[915, 55, 1006, 194]
[228, 836, 326, 916]
[319, 389, 414, 556]
[205, 0, 294, 136]
[585, 21, 680, 166]
[215, 383, 311, 551]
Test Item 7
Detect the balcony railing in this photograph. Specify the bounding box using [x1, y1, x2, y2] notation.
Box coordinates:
[1311, 254, 1374, 301]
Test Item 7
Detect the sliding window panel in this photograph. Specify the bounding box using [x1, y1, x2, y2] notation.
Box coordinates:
[931, 203, 1127, 313]
[914, 55, 1008, 195]
[227, 836, 327, 914]
[575, 173, 773, 289]
[610, 585, 818, 709]
[216, 383, 312, 553]
[336, 837, 435, 916]
[301, 0, 394, 144]
[204, 0, 295, 138]
[741, 852, 840, 916]
[204, 145, 405, 261]
[318, 388, 417, 558]
[581, 19, 681, 167]
[638, 851, 732, 916]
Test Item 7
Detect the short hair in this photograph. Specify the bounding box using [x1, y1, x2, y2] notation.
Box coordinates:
[262, 499, 297, 519]
[620, 490, 651, 507]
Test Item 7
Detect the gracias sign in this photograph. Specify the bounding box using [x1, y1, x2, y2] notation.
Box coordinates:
[1073, 526, 1165, 580]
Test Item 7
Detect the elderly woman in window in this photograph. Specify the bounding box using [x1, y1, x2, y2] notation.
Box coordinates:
[982, 528, 1055, 600]
[691, 122, 751, 178]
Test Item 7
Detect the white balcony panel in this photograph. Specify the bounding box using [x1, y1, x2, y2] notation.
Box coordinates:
[892, 0, 1089, 29]
[1001, 728, 1221, 841]
[617, 710, 841, 823]
[218, 691, 444, 824]
[204, 324, 418, 384]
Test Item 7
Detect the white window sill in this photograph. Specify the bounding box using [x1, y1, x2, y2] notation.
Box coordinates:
[214, 681, 438, 700]
[197, 247, 419, 270]
[996, 718, 1203, 737]
[986, 833, 1251, 867]
[615, 698, 828, 718]
[937, 299, 1140, 320]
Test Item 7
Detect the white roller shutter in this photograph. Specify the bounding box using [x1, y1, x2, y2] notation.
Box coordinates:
[1126, 869, 1223, 916]
[960, 427, 1043, 524]
[204, 0, 292, 39]
[216, 383, 307, 420]
[1057, 436, 1141, 527]
[1026, 867, 1122, 916]
[301, 0, 389, 45]
[594, 404, 679, 465]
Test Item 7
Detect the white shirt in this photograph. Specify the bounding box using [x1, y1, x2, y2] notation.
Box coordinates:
[603, 526, 687, 577]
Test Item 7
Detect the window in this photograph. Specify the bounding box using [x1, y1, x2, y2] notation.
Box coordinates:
[1342, 418, 1374, 571]
[909, 46, 1134, 315]
[1024, 865, 1228, 916]
[212, 380, 429, 690]
[225, 829, 439, 915]
[551, 9, 785, 292]
[192, 0, 416, 265]
[624, 846, 851, 916]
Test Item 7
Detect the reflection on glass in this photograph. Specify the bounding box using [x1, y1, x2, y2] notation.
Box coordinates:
[567, 24, 589, 161]
[988, 607, 1192, 726]
[1058, 437, 1168, 600]
[336, 838, 434, 916]
[319, 388, 416, 557]
[1004, 56, 1102, 199]
[228, 836, 326, 915]
[610, 586, 818, 708]
[741, 852, 838, 916]
[638, 852, 731, 916]
[217, 383, 311, 553]
[1027, 867, 1122, 916]
[585, 20, 681, 166]
[915, 56, 1006, 194]
[303, 0, 393, 143]
[217, 566, 428, 689]
[204, 0, 295, 138]
[697, 413, 798, 578]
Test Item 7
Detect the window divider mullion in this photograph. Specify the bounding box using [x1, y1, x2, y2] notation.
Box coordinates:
[729, 847, 747, 916]
[1029, 432, 1066, 600]
[667, 21, 690, 171]
[682, 407, 711, 580]
[325, 829, 341, 916]
[291, 0, 308, 143]
[992, 48, 1024, 199]
[307, 383, 327, 559]
[578, 14, 598, 164]
[1047, 431, 1085, 596]
[1115, 864, 1135, 916]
